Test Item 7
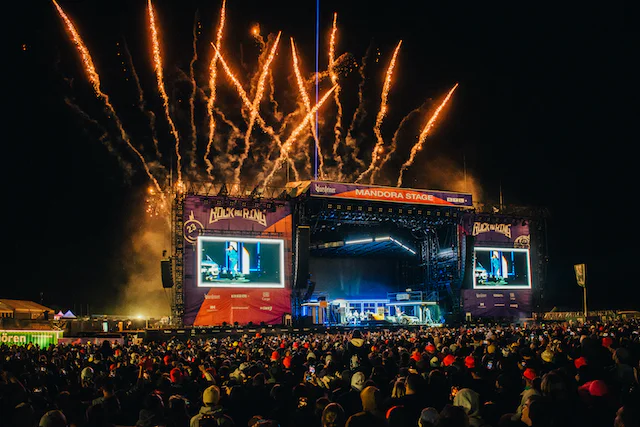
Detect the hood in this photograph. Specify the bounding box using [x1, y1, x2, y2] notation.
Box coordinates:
[453, 388, 481, 418]
[360, 386, 380, 412]
[350, 338, 365, 348]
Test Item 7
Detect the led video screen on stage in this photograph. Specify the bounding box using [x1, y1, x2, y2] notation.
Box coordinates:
[473, 247, 531, 289]
[197, 236, 285, 288]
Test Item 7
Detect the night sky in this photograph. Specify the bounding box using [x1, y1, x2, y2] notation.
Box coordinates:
[6, 0, 634, 316]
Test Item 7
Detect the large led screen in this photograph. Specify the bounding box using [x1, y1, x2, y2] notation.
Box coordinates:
[197, 236, 285, 288]
[472, 247, 531, 289]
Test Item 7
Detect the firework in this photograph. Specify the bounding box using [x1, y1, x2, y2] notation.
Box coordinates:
[148, 0, 183, 184]
[53, 0, 163, 195]
[121, 40, 162, 161]
[263, 85, 337, 187]
[187, 12, 201, 174]
[356, 40, 402, 184]
[344, 45, 372, 178]
[397, 83, 459, 187]
[205, 0, 227, 177]
[210, 42, 298, 182]
[374, 102, 425, 183]
[234, 32, 282, 186]
[291, 38, 324, 179]
[329, 13, 345, 180]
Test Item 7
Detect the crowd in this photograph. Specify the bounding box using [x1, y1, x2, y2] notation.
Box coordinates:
[1, 320, 639, 427]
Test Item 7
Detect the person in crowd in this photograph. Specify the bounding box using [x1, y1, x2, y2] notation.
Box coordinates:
[189, 385, 233, 427]
[345, 386, 385, 427]
[321, 402, 346, 427]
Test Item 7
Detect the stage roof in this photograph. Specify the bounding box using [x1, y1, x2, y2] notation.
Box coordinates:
[310, 236, 417, 258]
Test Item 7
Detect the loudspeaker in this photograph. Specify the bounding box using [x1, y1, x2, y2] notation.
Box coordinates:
[461, 234, 475, 289]
[294, 226, 310, 289]
[161, 259, 174, 288]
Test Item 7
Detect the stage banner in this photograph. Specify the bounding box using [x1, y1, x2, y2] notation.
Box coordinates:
[466, 218, 530, 248]
[462, 289, 532, 318]
[182, 196, 293, 326]
[310, 181, 472, 207]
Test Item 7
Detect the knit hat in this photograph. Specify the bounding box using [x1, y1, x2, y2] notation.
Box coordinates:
[351, 371, 366, 391]
[523, 368, 537, 381]
[464, 355, 476, 369]
[579, 380, 608, 397]
[282, 356, 292, 369]
[170, 367, 182, 383]
[411, 351, 422, 362]
[271, 351, 280, 361]
[425, 344, 436, 353]
[574, 356, 588, 369]
[430, 356, 440, 368]
[602, 337, 613, 348]
[541, 349, 554, 363]
[443, 354, 455, 367]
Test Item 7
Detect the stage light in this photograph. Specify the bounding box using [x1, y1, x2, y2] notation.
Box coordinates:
[345, 238, 373, 245]
[375, 236, 391, 241]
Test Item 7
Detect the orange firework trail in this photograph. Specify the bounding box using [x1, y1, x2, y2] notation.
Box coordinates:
[148, 0, 183, 184]
[263, 85, 337, 187]
[329, 13, 345, 180]
[210, 42, 298, 181]
[291, 37, 324, 178]
[235, 32, 282, 186]
[397, 83, 459, 187]
[188, 12, 200, 173]
[205, 0, 227, 177]
[356, 40, 402, 184]
[53, 0, 163, 195]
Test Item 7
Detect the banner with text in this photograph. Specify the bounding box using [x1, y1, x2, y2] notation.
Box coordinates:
[183, 196, 293, 326]
[310, 181, 472, 207]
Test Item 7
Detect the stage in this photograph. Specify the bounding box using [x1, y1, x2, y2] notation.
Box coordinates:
[165, 180, 547, 327]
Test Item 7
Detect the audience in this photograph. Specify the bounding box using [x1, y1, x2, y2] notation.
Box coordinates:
[0, 319, 638, 427]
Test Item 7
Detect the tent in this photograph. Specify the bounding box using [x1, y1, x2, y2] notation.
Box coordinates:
[62, 310, 77, 319]
[54, 311, 64, 320]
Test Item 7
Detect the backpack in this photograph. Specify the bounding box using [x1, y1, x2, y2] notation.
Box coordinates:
[198, 409, 234, 427]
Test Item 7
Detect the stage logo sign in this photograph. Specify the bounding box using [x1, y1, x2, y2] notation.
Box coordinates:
[310, 181, 472, 207]
[182, 195, 293, 326]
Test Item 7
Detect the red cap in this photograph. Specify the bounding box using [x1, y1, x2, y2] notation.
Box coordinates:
[170, 367, 182, 383]
[411, 351, 421, 362]
[580, 380, 608, 397]
[293, 342, 299, 349]
[464, 355, 476, 369]
[271, 351, 280, 361]
[574, 356, 588, 369]
[602, 337, 613, 348]
[443, 354, 455, 366]
[523, 368, 537, 381]
[425, 344, 436, 353]
[283, 356, 292, 369]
